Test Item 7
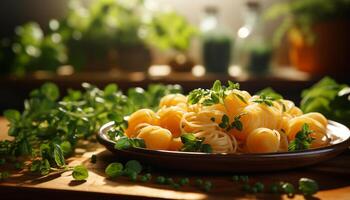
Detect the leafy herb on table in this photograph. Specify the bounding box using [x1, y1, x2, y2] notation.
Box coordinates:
[288, 123, 314, 151]
[180, 133, 212, 153]
[105, 162, 124, 178]
[0, 82, 180, 176]
[299, 178, 319, 196]
[105, 160, 144, 181]
[125, 160, 143, 175]
[72, 165, 89, 181]
[301, 77, 350, 126]
[281, 182, 295, 197]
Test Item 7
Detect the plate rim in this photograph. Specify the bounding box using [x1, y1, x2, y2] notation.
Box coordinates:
[97, 120, 350, 158]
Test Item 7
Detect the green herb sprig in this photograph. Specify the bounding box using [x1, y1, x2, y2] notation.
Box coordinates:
[252, 94, 275, 106]
[218, 114, 243, 132]
[0, 82, 181, 176]
[180, 133, 212, 153]
[288, 123, 314, 151]
[187, 80, 241, 106]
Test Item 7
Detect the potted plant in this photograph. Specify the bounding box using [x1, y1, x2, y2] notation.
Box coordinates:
[0, 22, 67, 76]
[265, 0, 350, 76]
[145, 11, 197, 72]
[61, 0, 151, 72]
[0, 0, 196, 75]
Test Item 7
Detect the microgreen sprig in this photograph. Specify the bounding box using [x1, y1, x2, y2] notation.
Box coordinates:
[187, 80, 240, 106]
[252, 94, 275, 106]
[288, 123, 314, 151]
[180, 133, 212, 153]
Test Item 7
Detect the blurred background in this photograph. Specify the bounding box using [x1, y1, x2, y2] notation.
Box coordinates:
[0, 0, 350, 112]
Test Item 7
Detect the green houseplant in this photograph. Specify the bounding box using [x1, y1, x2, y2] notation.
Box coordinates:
[60, 0, 150, 72]
[0, 0, 196, 75]
[145, 11, 197, 72]
[265, 0, 350, 76]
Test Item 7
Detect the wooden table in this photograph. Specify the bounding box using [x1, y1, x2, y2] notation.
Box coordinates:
[1, 117, 350, 200]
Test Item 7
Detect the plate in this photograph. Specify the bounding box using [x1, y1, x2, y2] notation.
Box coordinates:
[97, 120, 350, 172]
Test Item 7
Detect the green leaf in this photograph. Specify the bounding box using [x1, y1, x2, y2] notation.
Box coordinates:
[53, 144, 66, 167]
[256, 87, 283, 100]
[180, 133, 212, 153]
[104, 84, 118, 96]
[252, 95, 274, 106]
[130, 138, 146, 148]
[212, 80, 222, 92]
[288, 123, 313, 151]
[30, 160, 41, 172]
[114, 137, 131, 150]
[18, 139, 31, 156]
[72, 165, 89, 181]
[60, 141, 72, 157]
[187, 89, 205, 105]
[125, 160, 143, 174]
[234, 93, 247, 104]
[4, 109, 21, 123]
[219, 115, 230, 129]
[201, 144, 212, 153]
[39, 159, 51, 175]
[232, 117, 243, 131]
[41, 82, 59, 101]
[202, 99, 215, 106]
[40, 143, 51, 159]
[181, 133, 197, 144]
[228, 81, 240, 90]
[210, 93, 220, 104]
[281, 182, 295, 196]
[298, 178, 319, 196]
[105, 162, 124, 178]
[107, 113, 123, 123]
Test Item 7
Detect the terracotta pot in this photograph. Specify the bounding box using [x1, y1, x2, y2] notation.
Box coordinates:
[288, 20, 350, 76]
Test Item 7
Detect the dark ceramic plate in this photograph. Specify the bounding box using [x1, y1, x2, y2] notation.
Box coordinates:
[97, 120, 350, 172]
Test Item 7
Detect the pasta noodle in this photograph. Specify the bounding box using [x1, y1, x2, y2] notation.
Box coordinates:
[124, 84, 330, 154]
[159, 94, 187, 110]
[125, 109, 159, 138]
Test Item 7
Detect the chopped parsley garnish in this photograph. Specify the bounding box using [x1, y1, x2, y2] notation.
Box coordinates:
[288, 123, 314, 151]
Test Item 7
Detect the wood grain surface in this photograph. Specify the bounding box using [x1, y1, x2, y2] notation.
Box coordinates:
[0, 117, 350, 200]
